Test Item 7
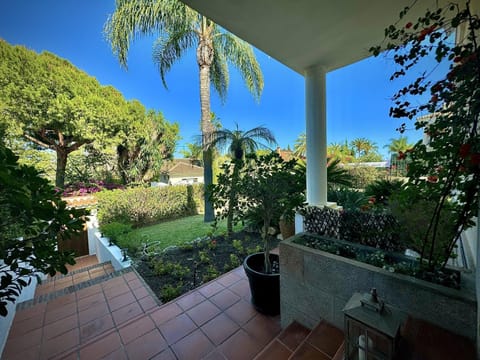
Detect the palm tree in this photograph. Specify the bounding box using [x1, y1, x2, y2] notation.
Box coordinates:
[327, 141, 355, 163]
[385, 136, 413, 154]
[350, 138, 378, 158]
[179, 142, 203, 166]
[104, 0, 263, 222]
[208, 124, 276, 233]
[293, 132, 306, 158]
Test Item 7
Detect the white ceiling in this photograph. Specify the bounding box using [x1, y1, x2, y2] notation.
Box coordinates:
[180, 0, 451, 74]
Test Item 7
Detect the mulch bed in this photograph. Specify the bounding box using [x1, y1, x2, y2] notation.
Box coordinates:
[134, 230, 279, 302]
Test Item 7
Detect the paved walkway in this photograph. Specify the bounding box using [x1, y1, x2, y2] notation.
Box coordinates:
[2, 262, 285, 359]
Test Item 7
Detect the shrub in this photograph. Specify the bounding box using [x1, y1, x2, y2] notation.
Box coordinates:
[344, 166, 387, 189]
[364, 179, 404, 207]
[96, 184, 203, 227]
[100, 222, 132, 244]
[328, 188, 369, 211]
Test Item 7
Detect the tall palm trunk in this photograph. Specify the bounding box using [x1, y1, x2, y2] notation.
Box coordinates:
[197, 18, 215, 222]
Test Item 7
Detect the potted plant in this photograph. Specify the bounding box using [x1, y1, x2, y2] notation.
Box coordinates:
[238, 152, 304, 315]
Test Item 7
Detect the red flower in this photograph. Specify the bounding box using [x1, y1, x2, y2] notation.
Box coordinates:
[427, 175, 438, 183]
[398, 151, 406, 160]
[459, 143, 471, 159]
[405, 22, 413, 29]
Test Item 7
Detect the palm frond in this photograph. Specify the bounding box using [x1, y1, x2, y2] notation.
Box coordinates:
[216, 32, 263, 102]
[104, 0, 196, 68]
[211, 35, 229, 103]
[152, 28, 197, 88]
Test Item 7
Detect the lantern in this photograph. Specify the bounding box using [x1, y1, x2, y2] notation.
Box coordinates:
[343, 288, 406, 360]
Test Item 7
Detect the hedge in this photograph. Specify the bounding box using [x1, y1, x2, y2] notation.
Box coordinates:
[96, 184, 204, 227]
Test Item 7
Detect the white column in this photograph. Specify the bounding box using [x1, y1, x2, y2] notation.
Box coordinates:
[305, 64, 327, 206]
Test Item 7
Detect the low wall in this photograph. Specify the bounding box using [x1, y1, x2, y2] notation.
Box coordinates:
[280, 237, 477, 342]
[0, 266, 42, 357]
[86, 215, 132, 271]
[92, 231, 132, 271]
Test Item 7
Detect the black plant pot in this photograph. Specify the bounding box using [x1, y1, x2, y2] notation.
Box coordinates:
[243, 252, 280, 316]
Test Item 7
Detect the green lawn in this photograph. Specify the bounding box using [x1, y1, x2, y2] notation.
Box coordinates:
[126, 215, 239, 252]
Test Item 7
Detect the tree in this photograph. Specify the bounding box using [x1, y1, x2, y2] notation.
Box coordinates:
[0, 139, 87, 316]
[350, 137, 378, 158]
[327, 141, 355, 163]
[385, 136, 414, 154]
[293, 132, 306, 158]
[208, 124, 276, 233]
[238, 152, 304, 273]
[180, 142, 203, 166]
[104, 0, 264, 222]
[0, 40, 127, 188]
[116, 101, 179, 184]
[370, 1, 479, 269]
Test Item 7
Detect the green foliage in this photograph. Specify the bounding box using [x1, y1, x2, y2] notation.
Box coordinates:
[229, 254, 241, 268]
[154, 260, 190, 279]
[0, 40, 128, 188]
[198, 251, 211, 264]
[350, 138, 380, 159]
[116, 104, 179, 184]
[160, 283, 183, 302]
[371, 1, 480, 269]
[96, 184, 203, 227]
[202, 265, 220, 283]
[207, 124, 277, 233]
[389, 189, 457, 268]
[364, 179, 404, 206]
[104, 0, 264, 222]
[100, 222, 132, 246]
[65, 146, 117, 185]
[344, 166, 386, 189]
[328, 188, 369, 211]
[0, 141, 87, 316]
[232, 239, 244, 254]
[236, 152, 305, 272]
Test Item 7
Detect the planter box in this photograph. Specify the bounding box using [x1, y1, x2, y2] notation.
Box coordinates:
[279, 234, 477, 341]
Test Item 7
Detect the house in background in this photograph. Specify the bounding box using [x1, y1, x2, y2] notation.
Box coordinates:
[158, 158, 204, 185]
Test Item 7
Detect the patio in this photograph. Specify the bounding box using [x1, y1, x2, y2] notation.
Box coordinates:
[1, 255, 345, 359]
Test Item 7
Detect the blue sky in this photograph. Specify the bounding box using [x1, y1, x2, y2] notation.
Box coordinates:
[0, 0, 448, 159]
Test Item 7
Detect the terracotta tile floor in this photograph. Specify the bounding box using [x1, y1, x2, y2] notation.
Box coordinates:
[2, 264, 286, 360]
[35, 255, 114, 297]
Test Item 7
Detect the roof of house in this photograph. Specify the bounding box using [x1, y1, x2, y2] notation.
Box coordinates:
[161, 159, 204, 178]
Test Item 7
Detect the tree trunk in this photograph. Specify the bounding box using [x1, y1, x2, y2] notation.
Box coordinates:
[56, 148, 68, 189]
[197, 20, 215, 222]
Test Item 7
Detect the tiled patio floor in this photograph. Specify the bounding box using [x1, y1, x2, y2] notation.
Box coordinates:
[35, 256, 115, 298]
[3, 263, 288, 360]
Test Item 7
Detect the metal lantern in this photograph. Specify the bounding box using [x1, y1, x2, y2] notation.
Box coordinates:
[343, 289, 407, 360]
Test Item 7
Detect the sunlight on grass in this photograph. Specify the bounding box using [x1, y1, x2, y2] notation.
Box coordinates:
[129, 215, 240, 251]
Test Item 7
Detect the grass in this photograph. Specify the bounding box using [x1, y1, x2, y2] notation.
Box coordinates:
[124, 215, 240, 253]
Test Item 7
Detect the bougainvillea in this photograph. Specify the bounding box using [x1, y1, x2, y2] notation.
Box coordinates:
[370, 1, 479, 269]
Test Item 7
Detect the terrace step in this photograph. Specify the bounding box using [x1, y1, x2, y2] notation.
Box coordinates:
[34, 260, 115, 298]
[17, 267, 133, 310]
[254, 320, 344, 360]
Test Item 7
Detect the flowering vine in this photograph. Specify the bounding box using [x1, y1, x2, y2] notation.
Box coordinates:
[370, 1, 479, 269]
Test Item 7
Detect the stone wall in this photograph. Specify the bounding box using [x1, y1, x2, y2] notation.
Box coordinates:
[280, 237, 477, 341]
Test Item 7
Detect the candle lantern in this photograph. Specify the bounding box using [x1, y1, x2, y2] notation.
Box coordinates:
[343, 288, 406, 360]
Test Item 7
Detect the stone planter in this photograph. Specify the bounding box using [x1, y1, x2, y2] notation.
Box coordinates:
[279, 234, 477, 342]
